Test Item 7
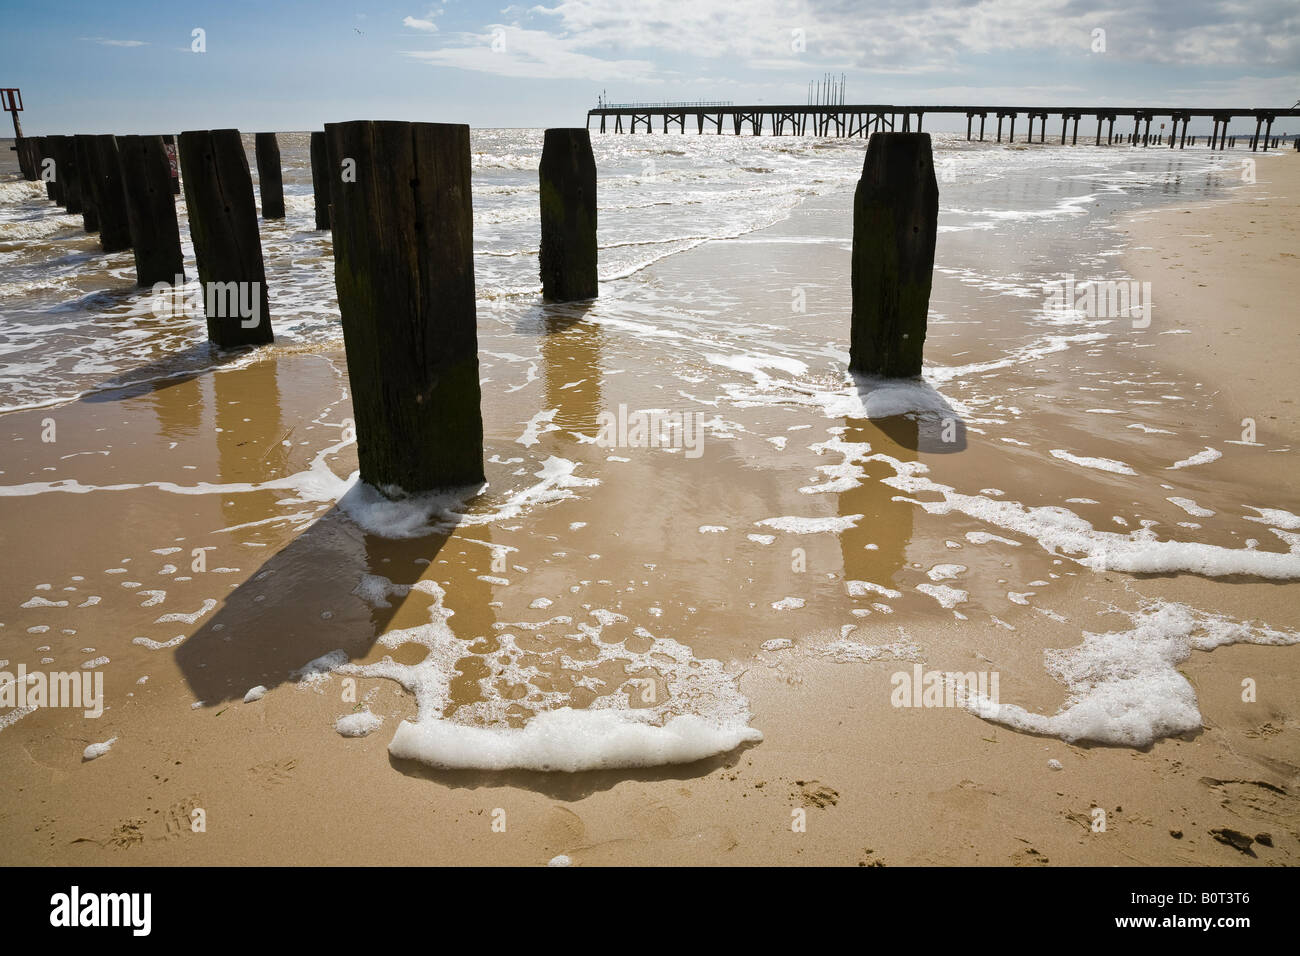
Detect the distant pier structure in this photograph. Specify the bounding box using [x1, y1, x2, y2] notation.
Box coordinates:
[587, 102, 1300, 151]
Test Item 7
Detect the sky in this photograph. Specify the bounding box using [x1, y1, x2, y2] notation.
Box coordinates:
[1, 0, 1297, 135]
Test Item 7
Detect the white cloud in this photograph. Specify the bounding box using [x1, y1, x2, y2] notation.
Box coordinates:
[406, 25, 658, 82]
[403, 16, 439, 32]
[83, 37, 148, 48]
[404, 1, 1299, 95]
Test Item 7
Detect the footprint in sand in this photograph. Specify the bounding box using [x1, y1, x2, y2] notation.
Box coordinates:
[792, 779, 839, 809]
[248, 757, 298, 790]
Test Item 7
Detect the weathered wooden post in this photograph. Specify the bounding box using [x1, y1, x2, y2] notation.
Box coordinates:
[88, 135, 132, 253]
[178, 129, 274, 347]
[309, 130, 331, 230]
[326, 120, 483, 493]
[36, 137, 55, 200]
[254, 132, 285, 219]
[850, 132, 938, 379]
[53, 136, 82, 212]
[118, 134, 184, 286]
[73, 135, 100, 233]
[162, 134, 180, 194]
[17, 138, 38, 181]
[539, 128, 598, 302]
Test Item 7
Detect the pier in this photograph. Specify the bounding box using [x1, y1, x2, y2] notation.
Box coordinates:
[587, 103, 1300, 150]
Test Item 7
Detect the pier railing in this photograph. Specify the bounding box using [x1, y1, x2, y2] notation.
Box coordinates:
[600, 100, 734, 109]
[585, 103, 1299, 150]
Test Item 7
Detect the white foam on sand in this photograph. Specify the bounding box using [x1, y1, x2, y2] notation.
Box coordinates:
[1168, 447, 1221, 470]
[965, 600, 1300, 746]
[1050, 449, 1137, 476]
[83, 737, 117, 761]
[338, 579, 762, 771]
[1244, 506, 1300, 530]
[917, 583, 968, 609]
[877, 453, 1300, 579]
[336, 710, 383, 737]
[389, 707, 756, 772]
[292, 649, 348, 686]
[755, 514, 862, 534]
[1168, 497, 1214, 518]
[337, 456, 596, 539]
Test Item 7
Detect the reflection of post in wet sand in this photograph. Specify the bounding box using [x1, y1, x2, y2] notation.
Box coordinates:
[541, 302, 603, 436]
[212, 358, 285, 528]
[837, 416, 917, 592]
[146, 373, 203, 443]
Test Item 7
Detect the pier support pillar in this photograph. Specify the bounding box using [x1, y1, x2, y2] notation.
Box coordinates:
[850, 133, 937, 379]
[966, 113, 972, 141]
[178, 128, 274, 347]
[326, 119, 483, 494]
[979, 113, 986, 141]
[1263, 117, 1273, 152]
[118, 134, 185, 287]
[539, 128, 598, 303]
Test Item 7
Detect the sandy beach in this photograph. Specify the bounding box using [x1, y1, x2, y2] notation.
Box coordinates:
[1, 136, 1296, 867]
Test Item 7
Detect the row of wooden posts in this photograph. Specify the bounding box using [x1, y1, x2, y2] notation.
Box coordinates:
[18, 123, 933, 497]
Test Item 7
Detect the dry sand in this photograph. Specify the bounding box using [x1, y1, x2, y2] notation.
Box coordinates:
[1, 152, 1297, 867]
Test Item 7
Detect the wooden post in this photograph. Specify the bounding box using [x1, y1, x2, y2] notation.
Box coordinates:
[326, 119, 483, 493]
[17, 137, 38, 180]
[178, 129, 274, 347]
[539, 128, 598, 303]
[36, 137, 55, 200]
[161, 134, 181, 195]
[73, 135, 101, 233]
[850, 132, 938, 379]
[88, 135, 132, 253]
[53, 136, 82, 212]
[309, 130, 332, 230]
[254, 132, 286, 220]
[118, 134, 185, 286]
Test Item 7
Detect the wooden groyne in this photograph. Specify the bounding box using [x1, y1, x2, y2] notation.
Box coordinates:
[118, 134, 184, 286]
[539, 128, 598, 302]
[325, 120, 484, 493]
[177, 129, 274, 347]
[587, 103, 1300, 150]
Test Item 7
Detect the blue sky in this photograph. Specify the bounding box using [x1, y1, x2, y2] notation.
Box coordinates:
[2, 0, 1296, 135]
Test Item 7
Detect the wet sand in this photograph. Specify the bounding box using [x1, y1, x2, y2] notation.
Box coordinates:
[2, 151, 1298, 866]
